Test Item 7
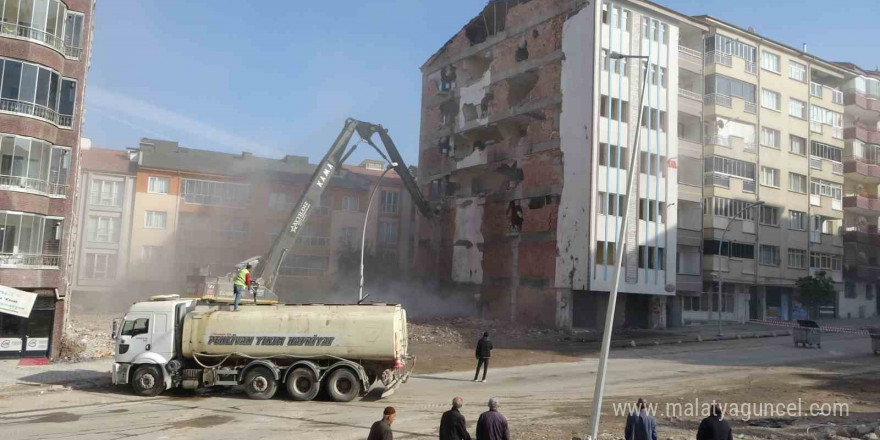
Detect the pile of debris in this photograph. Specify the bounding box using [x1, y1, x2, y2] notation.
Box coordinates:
[60, 314, 116, 362]
[408, 316, 568, 346]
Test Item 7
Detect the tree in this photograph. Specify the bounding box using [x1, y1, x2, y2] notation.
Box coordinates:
[796, 271, 836, 319]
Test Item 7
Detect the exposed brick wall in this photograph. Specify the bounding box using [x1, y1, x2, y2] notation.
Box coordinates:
[0, 190, 52, 215]
[520, 149, 563, 190]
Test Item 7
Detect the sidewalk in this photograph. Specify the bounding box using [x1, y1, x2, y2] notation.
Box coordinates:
[0, 357, 110, 397]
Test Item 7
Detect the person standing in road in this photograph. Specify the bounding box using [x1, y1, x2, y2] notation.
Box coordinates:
[476, 397, 509, 440]
[232, 263, 251, 311]
[625, 398, 657, 440]
[368, 406, 396, 440]
[440, 396, 472, 440]
[473, 332, 493, 382]
[697, 404, 732, 440]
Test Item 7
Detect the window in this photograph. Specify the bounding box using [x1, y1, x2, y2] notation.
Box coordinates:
[789, 61, 806, 82]
[342, 195, 359, 211]
[789, 99, 806, 119]
[279, 254, 329, 275]
[601, 4, 631, 30]
[760, 166, 780, 188]
[867, 285, 875, 301]
[761, 127, 780, 149]
[638, 199, 666, 223]
[810, 252, 842, 271]
[600, 96, 629, 122]
[646, 64, 667, 87]
[378, 218, 398, 245]
[810, 105, 843, 128]
[120, 318, 149, 337]
[790, 210, 807, 230]
[810, 141, 842, 162]
[87, 215, 120, 243]
[761, 51, 780, 73]
[598, 143, 627, 169]
[761, 89, 781, 111]
[58, 78, 75, 118]
[0, 211, 61, 257]
[600, 49, 627, 74]
[704, 74, 757, 102]
[638, 246, 665, 269]
[844, 283, 856, 299]
[88, 179, 121, 207]
[595, 241, 616, 265]
[704, 34, 756, 62]
[0, 58, 69, 125]
[144, 211, 167, 229]
[789, 173, 807, 194]
[790, 135, 806, 155]
[339, 227, 357, 247]
[640, 17, 668, 43]
[147, 176, 169, 194]
[641, 107, 667, 132]
[141, 246, 162, 263]
[0, 1, 70, 52]
[639, 152, 667, 177]
[182, 179, 248, 207]
[83, 253, 116, 280]
[759, 245, 780, 266]
[380, 191, 399, 213]
[785, 248, 806, 269]
[759, 205, 779, 226]
[598, 192, 626, 216]
[0, 135, 68, 195]
[705, 156, 756, 180]
[703, 240, 755, 259]
[810, 178, 842, 199]
[63, 10, 84, 51]
[706, 197, 755, 221]
[268, 193, 293, 211]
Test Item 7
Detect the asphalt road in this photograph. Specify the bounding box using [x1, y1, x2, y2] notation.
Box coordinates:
[1, 334, 877, 440]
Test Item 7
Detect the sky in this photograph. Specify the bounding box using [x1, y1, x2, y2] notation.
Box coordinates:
[83, 0, 880, 166]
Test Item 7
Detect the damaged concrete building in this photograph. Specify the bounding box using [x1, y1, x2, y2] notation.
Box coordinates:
[417, 0, 709, 330]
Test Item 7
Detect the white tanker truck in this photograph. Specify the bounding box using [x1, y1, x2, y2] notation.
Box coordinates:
[111, 295, 413, 401]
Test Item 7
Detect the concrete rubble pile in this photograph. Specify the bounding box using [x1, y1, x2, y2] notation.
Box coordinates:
[408, 316, 567, 345]
[62, 314, 116, 362]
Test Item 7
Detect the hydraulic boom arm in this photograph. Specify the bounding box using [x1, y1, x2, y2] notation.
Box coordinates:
[251, 118, 432, 294]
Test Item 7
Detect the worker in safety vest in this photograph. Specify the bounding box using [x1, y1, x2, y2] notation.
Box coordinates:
[233, 263, 251, 311]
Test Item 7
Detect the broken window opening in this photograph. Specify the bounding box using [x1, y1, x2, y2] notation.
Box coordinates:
[527, 196, 545, 210]
[515, 41, 529, 62]
[438, 137, 451, 155]
[462, 103, 479, 122]
[508, 70, 539, 108]
[440, 101, 459, 127]
[507, 200, 524, 232]
[464, 1, 507, 46]
[440, 66, 457, 92]
[461, 54, 492, 85]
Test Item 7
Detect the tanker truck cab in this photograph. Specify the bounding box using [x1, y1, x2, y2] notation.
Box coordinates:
[112, 295, 196, 396]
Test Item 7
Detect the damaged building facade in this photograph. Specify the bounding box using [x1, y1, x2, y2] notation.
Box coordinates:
[419, 0, 880, 328]
[417, 0, 705, 329]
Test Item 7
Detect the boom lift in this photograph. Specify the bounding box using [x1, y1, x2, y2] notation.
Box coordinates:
[185, 118, 433, 302]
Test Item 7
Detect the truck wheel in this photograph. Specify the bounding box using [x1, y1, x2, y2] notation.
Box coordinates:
[286, 367, 319, 401]
[244, 367, 277, 400]
[131, 365, 163, 397]
[326, 368, 360, 402]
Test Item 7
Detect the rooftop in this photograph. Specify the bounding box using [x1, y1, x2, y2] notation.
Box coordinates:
[81, 147, 136, 175]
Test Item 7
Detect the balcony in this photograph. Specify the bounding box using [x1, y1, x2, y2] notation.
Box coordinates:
[679, 45, 702, 60]
[844, 157, 880, 183]
[844, 90, 880, 113]
[0, 175, 69, 198]
[843, 193, 880, 214]
[0, 98, 73, 128]
[678, 89, 702, 101]
[745, 62, 757, 75]
[0, 23, 82, 60]
[844, 263, 880, 282]
[704, 93, 731, 108]
[846, 122, 880, 144]
[704, 51, 732, 67]
[705, 133, 730, 147]
[744, 102, 757, 114]
[843, 226, 880, 246]
[0, 253, 61, 269]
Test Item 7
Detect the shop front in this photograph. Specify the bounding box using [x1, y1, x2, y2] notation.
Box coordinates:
[0, 293, 56, 359]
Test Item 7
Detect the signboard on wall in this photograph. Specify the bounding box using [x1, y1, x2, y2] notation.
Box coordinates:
[26, 338, 49, 352]
[0, 338, 23, 352]
[0, 285, 37, 318]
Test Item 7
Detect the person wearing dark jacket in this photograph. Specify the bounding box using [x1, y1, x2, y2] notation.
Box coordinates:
[440, 397, 472, 440]
[697, 404, 733, 440]
[473, 332, 493, 382]
[625, 398, 657, 440]
[368, 406, 396, 440]
[476, 397, 509, 440]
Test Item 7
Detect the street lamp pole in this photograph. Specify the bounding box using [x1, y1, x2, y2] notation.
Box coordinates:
[359, 162, 398, 303]
[589, 52, 650, 440]
[715, 200, 764, 336]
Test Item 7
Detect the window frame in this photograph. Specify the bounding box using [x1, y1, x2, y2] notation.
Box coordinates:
[144, 210, 167, 229]
[147, 176, 169, 195]
[761, 88, 781, 111]
[760, 51, 781, 74]
[760, 166, 780, 188]
[788, 61, 807, 82]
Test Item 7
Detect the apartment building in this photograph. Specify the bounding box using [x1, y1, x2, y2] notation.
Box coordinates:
[839, 64, 880, 318]
[125, 139, 416, 304]
[416, 0, 706, 329]
[0, 0, 93, 359]
[693, 17, 848, 323]
[70, 146, 135, 307]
